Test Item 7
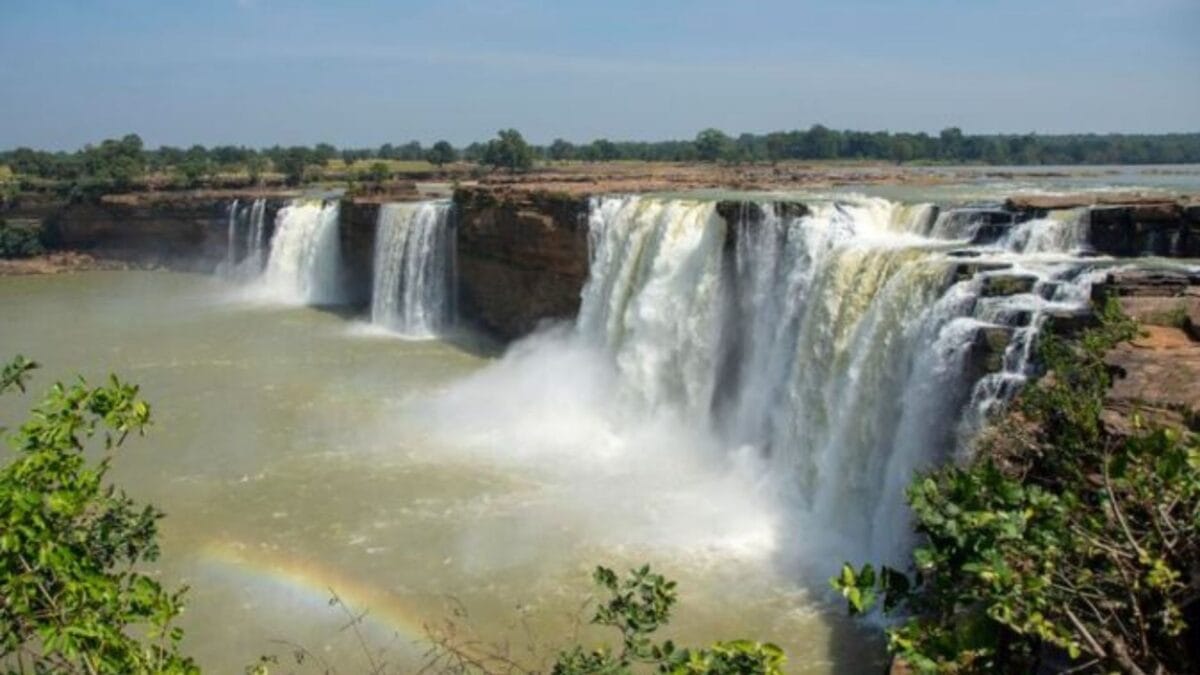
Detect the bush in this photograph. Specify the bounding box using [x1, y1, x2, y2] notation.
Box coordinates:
[0, 356, 196, 673]
[422, 565, 786, 675]
[834, 301, 1200, 673]
[0, 219, 46, 258]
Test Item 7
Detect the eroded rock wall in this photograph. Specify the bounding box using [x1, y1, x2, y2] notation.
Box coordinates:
[453, 187, 590, 340]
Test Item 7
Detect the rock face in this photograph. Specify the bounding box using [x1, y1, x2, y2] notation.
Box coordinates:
[453, 187, 590, 340]
[980, 273, 1039, 297]
[1093, 269, 1200, 340]
[1103, 326, 1200, 433]
[1092, 269, 1200, 433]
[1004, 195, 1199, 257]
[6, 193, 289, 272]
[1087, 203, 1196, 257]
[337, 200, 379, 305]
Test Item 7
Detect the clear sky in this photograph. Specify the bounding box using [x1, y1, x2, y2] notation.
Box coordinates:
[1, 0, 1197, 150]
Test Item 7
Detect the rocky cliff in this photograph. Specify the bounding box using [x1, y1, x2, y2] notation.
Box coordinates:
[452, 187, 591, 339]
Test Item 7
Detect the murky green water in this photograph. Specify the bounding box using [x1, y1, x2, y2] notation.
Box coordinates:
[0, 271, 883, 673]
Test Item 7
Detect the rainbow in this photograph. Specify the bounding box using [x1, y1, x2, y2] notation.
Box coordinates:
[197, 540, 429, 645]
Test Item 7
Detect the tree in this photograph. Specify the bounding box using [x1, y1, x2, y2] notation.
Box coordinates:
[245, 154, 268, 185]
[587, 138, 619, 162]
[425, 140, 457, 167]
[366, 161, 391, 183]
[276, 146, 315, 186]
[0, 356, 195, 673]
[939, 127, 964, 161]
[312, 143, 338, 164]
[548, 138, 575, 161]
[833, 303, 1200, 674]
[481, 129, 534, 172]
[694, 128, 733, 162]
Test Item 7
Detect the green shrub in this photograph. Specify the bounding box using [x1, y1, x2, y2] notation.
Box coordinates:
[422, 564, 786, 675]
[0, 219, 46, 258]
[0, 356, 196, 673]
[834, 301, 1200, 673]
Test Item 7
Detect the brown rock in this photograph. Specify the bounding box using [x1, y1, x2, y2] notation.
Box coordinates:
[1104, 325, 1200, 433]
[454, 187, 590, 339]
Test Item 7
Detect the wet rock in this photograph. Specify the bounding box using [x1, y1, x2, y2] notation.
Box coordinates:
[714, 200, 809, 226]
[1042, 307, 1099, 337]
[980, 274, 1038, 297]
[1185, 203, 1200, 224]
[1085, 204, 1193, 257]
[1036, 281, 1060, 300]
[952, 261, 1012, 283]
[965, 325, 1013, 379]
[964, 210, 1016, 245]
[947, 249, 982, 258]
[1091, 269, 1200, 299]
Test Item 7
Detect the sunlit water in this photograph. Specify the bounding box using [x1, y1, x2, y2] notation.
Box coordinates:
[0, 271, 884, 673]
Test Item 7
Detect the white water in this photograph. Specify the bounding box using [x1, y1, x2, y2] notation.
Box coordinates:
[259, 199, 342, 305]
[221, 199, 240, 272]
[428, 194, 1104, 575]
[217, 198, 269, 280]
[371, 201, 455, 337]
[1000, 208, 1088, 254]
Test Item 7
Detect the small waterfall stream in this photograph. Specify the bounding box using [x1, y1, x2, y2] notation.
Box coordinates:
[371, 201, 456, 337]
[218, 198, 269, 279]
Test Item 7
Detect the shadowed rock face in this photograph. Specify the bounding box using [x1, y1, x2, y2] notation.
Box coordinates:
[337, 200, 379, 305]
[40, 195, 288, 272]
[452, 187, 591, 340]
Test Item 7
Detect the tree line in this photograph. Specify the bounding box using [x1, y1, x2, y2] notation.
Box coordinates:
[2, 127, 1198, 192]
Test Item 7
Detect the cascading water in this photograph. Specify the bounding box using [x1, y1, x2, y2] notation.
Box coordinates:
[1000, 208, 1087, 254]
[259, 199, 342, 305]
[218, 198, 269, 279]
[221, 199, 240, 273]
[573, 194, 1100, 568]
[370, 201, 456, 337]
[426, 193, 1103, 579]
[242, 198, 268, 278]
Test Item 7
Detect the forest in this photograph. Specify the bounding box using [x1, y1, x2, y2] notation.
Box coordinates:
[1, 127, 1198, 195]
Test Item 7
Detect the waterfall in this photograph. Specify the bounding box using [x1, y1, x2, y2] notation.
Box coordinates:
[371, 201, 456, 337]
[1001, 208, 1087, 254]
[575, 194, 1097, 568]
[242, 198, 268, 277]
[221, 199, 240, 273]
[219, 198, 268, 279]
[260, 199, 342, 305]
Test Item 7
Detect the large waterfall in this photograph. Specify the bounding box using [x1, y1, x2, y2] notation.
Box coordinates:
[569, 194, 1096, 568]
[371, 201, 456, 337]
[260, 199, 342, 305]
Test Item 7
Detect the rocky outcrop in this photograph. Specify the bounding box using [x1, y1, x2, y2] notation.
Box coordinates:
[1091, 269, 1200, 433]
[4, 192, 291, 272]
[453, 187, 590, 339]
[1087, 203, 1197, 257]
[1103, 326, 1200, 433]
[1004, 194, 1199, 257]
[337, 200, 380, 305]
[980, 273, 1038, 297]
[1092, 269, 1200, 339]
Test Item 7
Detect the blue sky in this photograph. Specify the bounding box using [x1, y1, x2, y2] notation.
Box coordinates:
[1, 0, 1197, 150]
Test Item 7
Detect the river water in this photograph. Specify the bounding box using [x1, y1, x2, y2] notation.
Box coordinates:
[0, 271, 883, 673]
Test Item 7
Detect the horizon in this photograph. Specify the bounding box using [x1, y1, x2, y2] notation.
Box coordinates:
[2, 0, 1198, 150]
